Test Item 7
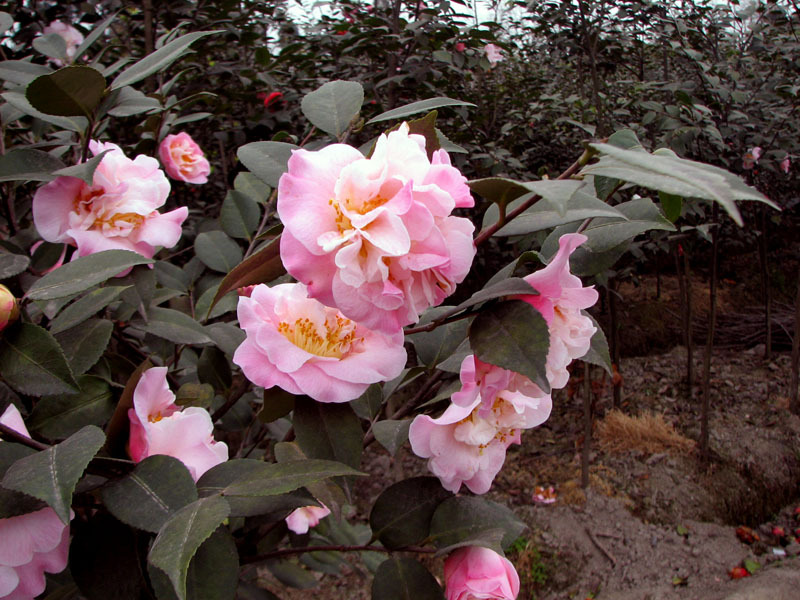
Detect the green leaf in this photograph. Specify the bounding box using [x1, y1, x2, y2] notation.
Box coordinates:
[175, 383, 215, 409]
[581, 313, 612, 374]
[743, 558, 761, 574]
[404, 111, 439, 159]
[220, 190, 260, 240]
[149, 529, 239, 600]
[220, 459, 363, 497]
[197, 346, 231, 390]
[26, 66, 106, 118]
[26, 250, 152, 300]
[0, 443, 44, 518]
[0, 148, 65, 182]
[372, 419, 412, 457]
[234, 172, 270, 205]
[485, 185, 626, 237]
[2, 425, 105, 523]
[350, 383, 383, 420]
[102, 455, 198, 533]
[55, 318, 113, 375]
[583, 143, 779, 226]
[195, 284, 237, 321]
[107, 86, 162, 117]
[208, 236, 285, 313]
[32, 33, 68, 62]
[258, 387, 296, 423]
[0, 323, 79, 396]
[470, 177, 537, 210]
[578, 197, 675, 253]
[659, 191, 683, 223]
[49, 286, 128, 334]
[140, 307, 213, 345]
[0, 12, 14, 37]
[196, 459, 317, 517]
[429, 496, 526, 553]
[264, 559, 318, 589]
[148, 495, 230, 600]
[236, 142, 297, 188]
[0, 252, 30, 278]
[52, 149, 111, 185]
[28, 375, 115, 438]
[2, 90, 88, 131]
[469, 300, 550, 392]
[73, 12, 119, 59]
[293, 396, 363, 471]
[194, 231, 243, 273]
[369, 477, 452, 549]
[371, 558, 444, 600]
[0, 60, 51, 86]
[155, 261, 190, 292]
[301, 80, 364, 137]
[366, 96, 475, 125]
[111, 30, 223, 90]
[454, 277, 537, 312]
[204, 322, 245, 355]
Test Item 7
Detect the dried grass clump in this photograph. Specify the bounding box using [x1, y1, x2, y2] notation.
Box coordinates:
[597, 410, 693, 455]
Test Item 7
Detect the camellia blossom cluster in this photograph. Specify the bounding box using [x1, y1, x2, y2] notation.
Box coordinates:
[277, 122, 476, 334]
[158, 133, 210, 184]
[443, 546, 520, 600]
[285, 505, 331, 535]
[128, 367, 228, 481]
[234, 283, 406, 403]
[0, 405, 71, 600]
[410, 233, 598, 494]
[33, 141, 187, 264]
[42, 21, 84, 65]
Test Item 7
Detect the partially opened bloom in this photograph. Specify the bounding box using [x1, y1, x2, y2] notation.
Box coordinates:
[234, 283, 406, 403]
[159, 133, 210, 184]
[484, 43, 503, 66]
[518, 233, 599, 389]
[409, 355, 551, 494]
[285, 505, 331, 534]
[42, 22, 84, 65]
[444, 546, 520, 600]
[278, 122, 475, 333]
[742, 146, 762, 170]
[0, 405, 71, 600]
[781, 156, 791, 174]
[128, 367, 228, 481]
[33, 141, 186, 266]
[0, 285, 18, 333]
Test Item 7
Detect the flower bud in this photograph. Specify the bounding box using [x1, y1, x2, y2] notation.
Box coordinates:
[0, 284, 19, 332]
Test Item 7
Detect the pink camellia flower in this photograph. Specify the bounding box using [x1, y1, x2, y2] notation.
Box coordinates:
[33, 141, 186, 267]
[517, 233, 599, 389]
[42, 21, 84, 65]
[0, 285, 19, 333]
[233, 283, 406, 403]
[443, 546, 520, 600]
[454, 41, 466, 52]
[159, 133, 210, 184]
[742, 146, 762, 170]
[781, 156, 791, 174]
[278, 122, 476, 334]
[128, 367, 228, 481]
[484, 43, 503, 67]
[285, 504, 331, 534]
[409, 355, 551, 494]
[0, 405, 71, 600]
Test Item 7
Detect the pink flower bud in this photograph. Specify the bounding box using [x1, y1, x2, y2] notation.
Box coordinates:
[781, 156, 791, 174]
[41, 21, 84, 65]
[285, 505, 331, 534]
[454, 42, 466, 52]
[444, 546, 520, 600]
[159, 132, 211, 184]
[0, 284, 19, 332]
[742, 146, 762, 170]
[484, 43, 503, 66]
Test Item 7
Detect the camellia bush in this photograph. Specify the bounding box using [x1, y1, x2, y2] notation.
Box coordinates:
[0, 8, 779, 600]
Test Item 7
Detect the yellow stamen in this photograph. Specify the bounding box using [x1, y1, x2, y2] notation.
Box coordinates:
[278, 314, 361, 358]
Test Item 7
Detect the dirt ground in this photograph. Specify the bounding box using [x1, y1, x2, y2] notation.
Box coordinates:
[253, 275, 800, 600]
